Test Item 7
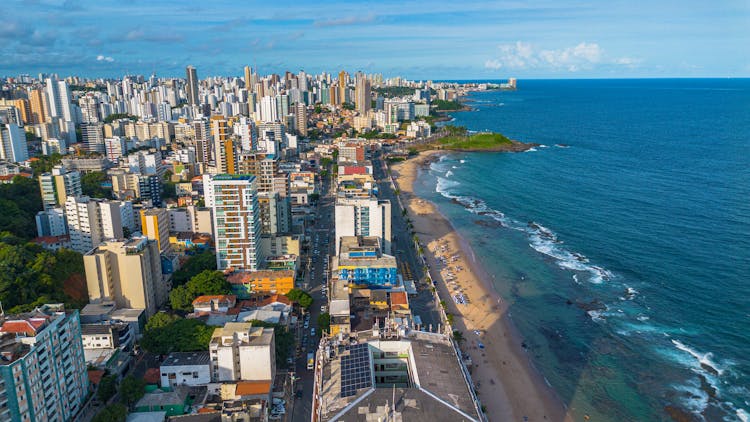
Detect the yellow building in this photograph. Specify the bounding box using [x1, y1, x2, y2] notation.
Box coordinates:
[227, 270, 295, 298]
[83, 237, 165, 317]
[140, 208, 170, 253]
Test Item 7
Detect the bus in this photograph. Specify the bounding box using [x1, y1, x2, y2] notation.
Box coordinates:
[307, 352, 315, 370]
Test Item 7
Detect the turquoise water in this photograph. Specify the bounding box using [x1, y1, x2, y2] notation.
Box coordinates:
[413, 79, 750, 421]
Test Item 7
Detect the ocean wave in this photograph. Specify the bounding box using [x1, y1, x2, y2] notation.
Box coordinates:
[431, 173, 615, 286]
[459, 159, 466, 163]
[445, 170, 454, 177]
[737, 408, 748, 422]
[671, 339, 726, 376]
[555, 144, 570, 148]
[525, 147, 538, 152]
[673, 377, 710, 415]
[539, 144, 549, 148]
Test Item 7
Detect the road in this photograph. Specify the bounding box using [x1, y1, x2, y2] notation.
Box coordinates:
[289, 153, 442, 422]
[290, 174, 334, 422]
[372, 153, 442, 330]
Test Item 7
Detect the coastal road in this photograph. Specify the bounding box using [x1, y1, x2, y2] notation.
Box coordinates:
[372, 153, 442, 330]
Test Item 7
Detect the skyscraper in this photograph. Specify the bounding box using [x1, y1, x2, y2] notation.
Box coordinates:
[338, 70, 348, 104]
[211, 117, 236, 174]
[355, 73, 371, 114]
[294, 103, 308, 136]
[203, 174, 262, 271]
[244, 66, 252, 89]
[39, 165, 82, 210]
[0, 122, 28, 162]
[28, 88, 47, 124]
[186, 65, 199, 106]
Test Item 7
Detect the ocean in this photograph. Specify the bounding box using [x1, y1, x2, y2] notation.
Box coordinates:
[413, 79, 750, 421]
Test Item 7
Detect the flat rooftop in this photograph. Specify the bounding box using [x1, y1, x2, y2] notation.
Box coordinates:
[161, 351, 211, 367]
[316, 330, 481, 422]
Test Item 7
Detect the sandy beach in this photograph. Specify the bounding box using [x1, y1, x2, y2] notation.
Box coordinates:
[391, 151, 571, 422]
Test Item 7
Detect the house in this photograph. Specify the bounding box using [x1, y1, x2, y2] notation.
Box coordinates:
[160, 352, 211, 388]
[192, 295, 237, 314]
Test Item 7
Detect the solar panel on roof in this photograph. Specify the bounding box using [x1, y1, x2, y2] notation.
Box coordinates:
[340, 344, 373, 398]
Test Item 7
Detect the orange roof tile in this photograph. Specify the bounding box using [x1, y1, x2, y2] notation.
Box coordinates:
[235, 380, 271, 396]
[390, 291, 408, 305]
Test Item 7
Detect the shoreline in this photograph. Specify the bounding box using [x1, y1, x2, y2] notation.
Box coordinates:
[390, 150, 571, 422]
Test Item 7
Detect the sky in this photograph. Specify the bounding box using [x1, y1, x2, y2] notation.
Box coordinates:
[2, 0, 749, 80]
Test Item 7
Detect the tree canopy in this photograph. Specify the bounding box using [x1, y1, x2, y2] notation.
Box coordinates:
[0, 233, 87, 312]
[30, 153, 62, 175]
[169, 270, 231, 312]
[81, 171, 111, 198]
[103, 113, 138, 124]
[0, 176, 43, 239]
[97, 374, 118, 402]
[141, 313, 214, 354]
[92, 403, 127, 422]
[120, 375, 146, 407]
[172, 250, 216, 286]
[285, 288, 313, 309]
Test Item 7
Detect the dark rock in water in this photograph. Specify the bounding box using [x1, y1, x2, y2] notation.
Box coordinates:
[566, 299, 573, 305]
[698, 374, 718, 398]
[576, 299, 606, 312]
[474, 220, 502, 228]
[664, 405, 700, 422]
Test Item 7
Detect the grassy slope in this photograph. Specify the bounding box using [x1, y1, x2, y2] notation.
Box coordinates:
[438, 132, 513, 150]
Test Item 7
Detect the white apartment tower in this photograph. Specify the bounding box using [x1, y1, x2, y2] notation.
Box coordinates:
[335, 197, 392, 255]
[203, 174, 263, 271]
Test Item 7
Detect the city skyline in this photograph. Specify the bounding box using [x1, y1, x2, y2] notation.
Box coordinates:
[2, 0, 748, 79]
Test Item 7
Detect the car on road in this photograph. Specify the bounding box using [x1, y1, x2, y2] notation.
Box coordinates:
[303, 321, 309, 329]
[321, 305, 327, 312]
[310, 328, 316, 337]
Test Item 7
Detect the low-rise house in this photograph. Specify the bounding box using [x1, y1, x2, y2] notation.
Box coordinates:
[192, 295, 237, 314]
[160, 352, 211, 388]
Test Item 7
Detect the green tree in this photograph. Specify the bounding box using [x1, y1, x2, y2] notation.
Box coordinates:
[172, 250, 216, 286]
[29, 153, 62, 174]
[103, 113, 138, 124]
[120, 375, 146, 408]
[141, 314, 214, 354]
[452, 330, 464, 344]
[92, 403, 128, 422]
[81, 171, 111, 198]
[285, 288, 313, 309]
[169, 270, 230, 311]
[0, 176, 43, 239]
[318, 312, 331, 333]
[97, 374, 118, 402]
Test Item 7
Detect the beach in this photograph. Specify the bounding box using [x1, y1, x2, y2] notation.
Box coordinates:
[391, 151, 570, 422]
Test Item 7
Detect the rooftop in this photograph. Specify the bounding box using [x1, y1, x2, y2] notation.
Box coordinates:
[316, 330, 481, 422]
[161, 352, 211, 367]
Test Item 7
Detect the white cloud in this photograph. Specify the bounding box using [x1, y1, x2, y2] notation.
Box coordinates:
[96, 54, 114, 62]
[486, 41, 639, 72]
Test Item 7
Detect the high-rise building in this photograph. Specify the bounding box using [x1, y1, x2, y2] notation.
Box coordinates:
[79, 94, 100, 123]
[244, 66, 253, 89]
[355, 73, 371, 114]
[0, 305, 89, 422]
[294, 103, 307, 136]
[211, 117, 236, 174]
[338, 70, 348, 104]
[203, 174, 262, 271]
[0, 122, 28, 162]
[28, 88, 47, 124]
[208, 322, 275, 382]
[83, 236, 165, 317]
[39, 165, 82, 210]
[45, 78, 74, 123]
[81, 122, 105, 153]
[334, 196, 392, 255]
[65, 196, 131, 253]
[186, 65, 199, 106]
[35, 207, 68, 237]
[140, 208, 170, 253]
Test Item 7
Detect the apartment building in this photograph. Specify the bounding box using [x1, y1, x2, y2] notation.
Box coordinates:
[0, 304, 89, 422]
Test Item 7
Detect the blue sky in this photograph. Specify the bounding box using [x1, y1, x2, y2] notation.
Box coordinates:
[2, 0, 748, 79]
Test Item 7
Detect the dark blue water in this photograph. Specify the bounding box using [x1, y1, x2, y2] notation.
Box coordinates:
[414, 79, 750, 421]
